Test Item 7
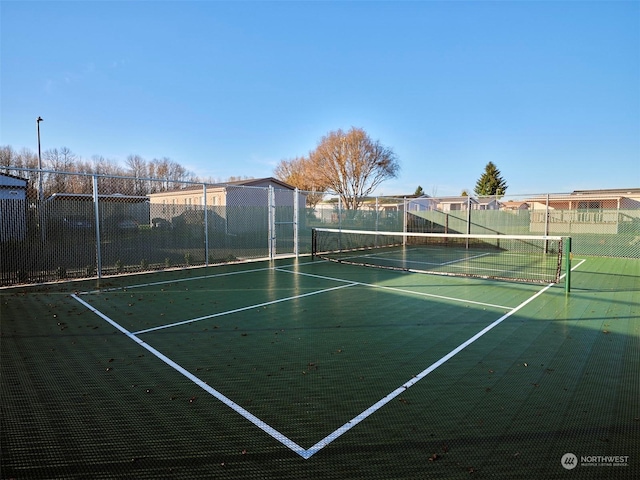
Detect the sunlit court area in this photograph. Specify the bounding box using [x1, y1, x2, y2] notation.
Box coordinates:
[2, 199, 639, 478]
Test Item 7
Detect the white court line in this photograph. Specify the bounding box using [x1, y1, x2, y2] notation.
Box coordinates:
[274, 268, 512, 310]
[132, 282, 358, 334]
[335, 251, 556, 280]
[80, 260, 321, 295]
[71, 293, 309, 458]
[301, 258, 588, 456]
[71, 259, 585, 459]
[81, 265, 277, 294]
[439, 252, 493, 265]
[362, 250, 492, 267]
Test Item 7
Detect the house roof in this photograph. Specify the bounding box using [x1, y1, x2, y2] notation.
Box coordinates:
[435, 196, 479, 204]
[572, 188, 640, 196]
[0, 172, 28, 188]
[224, 177, 297, 190]
[147, 177, 299, 197]
[476, 197, 500, 205]
[501, 201, 529, 208]
[526, 192, 638, 202]
[408, 196, 437, 202]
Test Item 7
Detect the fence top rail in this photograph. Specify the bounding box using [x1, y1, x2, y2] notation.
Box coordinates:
[313, 228, 565, 242]
[1, 167, 299, 192]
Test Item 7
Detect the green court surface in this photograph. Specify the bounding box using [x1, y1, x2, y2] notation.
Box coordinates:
[1, 256, 638, 479]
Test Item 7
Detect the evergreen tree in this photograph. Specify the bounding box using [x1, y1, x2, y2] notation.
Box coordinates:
[474, 162, 507, 196]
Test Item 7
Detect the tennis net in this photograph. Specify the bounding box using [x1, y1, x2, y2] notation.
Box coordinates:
[312, 228, 566, 284]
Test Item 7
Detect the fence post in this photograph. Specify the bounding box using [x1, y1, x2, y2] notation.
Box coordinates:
[564, 237, 572, 294]
[92, 175, 102, 279]
[294, 188, 299, 257]
[403, 197, 407, 245]
[545, 194, 550, 237]
[268, 185, 275, 259]
[466, 196, 471, 249]
[203, 184, 209, 266]
[544, 194, 550, 254]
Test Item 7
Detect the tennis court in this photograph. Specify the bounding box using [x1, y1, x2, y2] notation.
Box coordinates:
[1, 252, 639, 478]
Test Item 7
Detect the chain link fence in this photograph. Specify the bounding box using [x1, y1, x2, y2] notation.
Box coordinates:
[1, 168, 638, 286]
[406, 192, 640, 258]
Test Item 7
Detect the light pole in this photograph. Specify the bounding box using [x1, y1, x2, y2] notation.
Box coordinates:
[36, 116, 43, 202]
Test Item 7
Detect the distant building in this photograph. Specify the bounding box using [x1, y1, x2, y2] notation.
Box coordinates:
[475, 197, 501, 211]
[500, 201, 530, 211]
[148, 177, 300, 208]
[365, 195, 487, 213]
[0, 173, 28, 242]
[526, 188, 640, 234]
[42, 193, 149, 236]
[147, 177, 306, 232]
[407, 195, 438, 212]
[433, 196, 480, 211]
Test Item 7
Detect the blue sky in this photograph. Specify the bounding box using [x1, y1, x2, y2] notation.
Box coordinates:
[2, 0, 638, 196]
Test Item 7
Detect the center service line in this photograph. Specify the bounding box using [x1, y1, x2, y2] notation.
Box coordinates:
[274, 267, 511, 310]
[132, 282, 358, 334]
[71, 261, 579, 459]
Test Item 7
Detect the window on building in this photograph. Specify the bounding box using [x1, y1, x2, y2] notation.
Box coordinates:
[577, 201, 602, 211]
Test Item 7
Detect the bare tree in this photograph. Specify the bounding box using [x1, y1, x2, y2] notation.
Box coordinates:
[274, 156, 326, 208]
[0, 146, 42, 197]
[68, 159, 95, 194]
[44, 147, 76, 171]
[126, 154, 148, 195]
[90, 155, 129, 194]
[226, 175, 253, 183]
[43, 147, 78, 195]
[309, 127, 399, 210]
[0, 145, 16, 170]
[1, 143, 206, 196]
[151, 157, 190, 191]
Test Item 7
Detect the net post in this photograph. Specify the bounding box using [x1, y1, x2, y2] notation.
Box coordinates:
[311, 228, 317, 260]
[465, 196, 471, 249]
[92, 174, 102, 280]
[294, 188, 299, 257]
[564, 237, 572, 294]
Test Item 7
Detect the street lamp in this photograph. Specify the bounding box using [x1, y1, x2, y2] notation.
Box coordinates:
[36, 116, 43, 202]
